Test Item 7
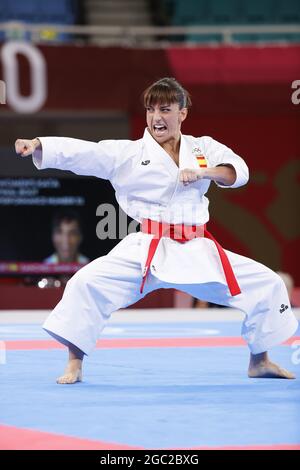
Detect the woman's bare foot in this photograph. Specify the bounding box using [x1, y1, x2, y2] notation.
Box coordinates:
[248, 352, 295, 379]
[57, 349, 83, 384]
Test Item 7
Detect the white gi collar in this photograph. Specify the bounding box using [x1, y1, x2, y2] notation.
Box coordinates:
[143, 128, 183, 179]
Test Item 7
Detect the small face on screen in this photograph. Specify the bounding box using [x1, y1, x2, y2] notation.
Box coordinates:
[52, 220, 82, 263]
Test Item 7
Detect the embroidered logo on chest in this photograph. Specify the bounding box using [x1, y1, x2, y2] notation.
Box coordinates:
[192, 147, 207, 168]
[141, 160, 150, 166]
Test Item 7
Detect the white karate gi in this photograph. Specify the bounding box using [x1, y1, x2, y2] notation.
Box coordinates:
[33, 129, 298, 355]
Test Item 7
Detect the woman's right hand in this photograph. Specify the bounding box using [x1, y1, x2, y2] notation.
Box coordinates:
[15, 138, 41, 157]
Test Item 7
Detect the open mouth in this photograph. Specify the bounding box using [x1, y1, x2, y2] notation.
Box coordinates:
[153, 124, 167, 135]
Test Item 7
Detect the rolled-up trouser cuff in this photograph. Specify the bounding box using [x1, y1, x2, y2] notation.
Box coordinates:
[43, 322, 92, 356]
[245, 316, 299, 354]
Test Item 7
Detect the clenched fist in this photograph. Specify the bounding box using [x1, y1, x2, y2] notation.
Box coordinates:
[179, 168, 206, 186]
[15, 138, 41, 157]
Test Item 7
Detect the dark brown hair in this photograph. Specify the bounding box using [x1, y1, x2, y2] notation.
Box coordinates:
[52, 210, 82, 234]
[143, 77, 192, 110]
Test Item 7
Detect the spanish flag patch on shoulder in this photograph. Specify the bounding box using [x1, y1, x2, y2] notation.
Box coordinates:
[196, 155, 207, 168]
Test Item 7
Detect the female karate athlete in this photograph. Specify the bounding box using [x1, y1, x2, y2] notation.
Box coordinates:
[15, 77, 298, 383]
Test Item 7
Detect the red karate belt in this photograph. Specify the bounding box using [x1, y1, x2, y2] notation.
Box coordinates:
[140, 219, 241, 296]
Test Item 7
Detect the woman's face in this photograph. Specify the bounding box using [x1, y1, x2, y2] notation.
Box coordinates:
[146, 102, 187, 144]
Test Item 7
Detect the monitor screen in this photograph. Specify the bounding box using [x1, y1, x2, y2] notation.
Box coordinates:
[0, 176, 126, 276]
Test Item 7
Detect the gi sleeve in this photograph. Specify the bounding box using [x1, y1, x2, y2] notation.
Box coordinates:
[201, 136, 249, 189]
[32, 137, 132, 180]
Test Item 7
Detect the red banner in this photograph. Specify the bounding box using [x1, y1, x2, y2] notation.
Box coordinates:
[0, 43, 299, 113]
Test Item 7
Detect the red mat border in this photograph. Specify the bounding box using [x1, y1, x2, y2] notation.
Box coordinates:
[4, 336, 300, 350]
[1, 424, 299, 450]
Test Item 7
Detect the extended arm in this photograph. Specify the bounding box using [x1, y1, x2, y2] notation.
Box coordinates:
[15, 136, 131, 180]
